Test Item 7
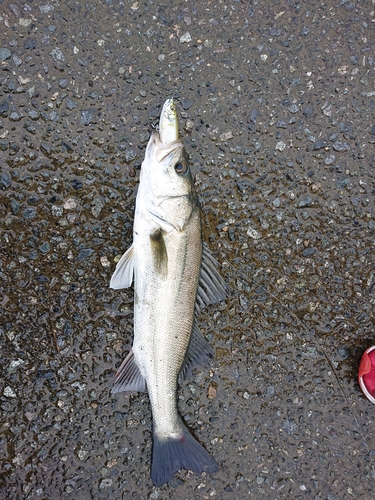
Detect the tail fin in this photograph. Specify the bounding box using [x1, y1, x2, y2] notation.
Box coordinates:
[151, 422, 218, 486]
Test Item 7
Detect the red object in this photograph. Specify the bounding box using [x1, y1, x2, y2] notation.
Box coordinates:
[358, 346, 375, 404]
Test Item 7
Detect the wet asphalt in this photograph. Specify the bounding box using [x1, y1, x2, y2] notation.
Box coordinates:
[1, 0, 375, 498]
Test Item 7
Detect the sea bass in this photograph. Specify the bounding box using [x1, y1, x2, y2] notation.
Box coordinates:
[110, 98, 227, 486]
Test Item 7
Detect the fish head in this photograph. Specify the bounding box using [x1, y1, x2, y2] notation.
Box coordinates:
[139, 132, 199, 232]
[138, 99, 199, 232]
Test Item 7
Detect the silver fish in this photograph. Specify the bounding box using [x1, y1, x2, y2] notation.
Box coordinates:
[110, 98, 227, 486]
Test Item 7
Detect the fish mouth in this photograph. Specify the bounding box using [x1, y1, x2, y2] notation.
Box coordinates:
[159, 98, 179, 144]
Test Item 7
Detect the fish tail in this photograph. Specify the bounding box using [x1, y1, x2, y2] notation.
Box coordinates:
[151, 421, 218, 486]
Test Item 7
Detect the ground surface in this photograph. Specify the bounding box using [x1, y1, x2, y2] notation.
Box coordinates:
[1, 0, 375, 498]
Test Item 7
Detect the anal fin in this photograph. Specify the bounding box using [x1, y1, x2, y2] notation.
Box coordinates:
[112, 349, 146, 393]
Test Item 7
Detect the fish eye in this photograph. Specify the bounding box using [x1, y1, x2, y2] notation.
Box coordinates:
[174, 162, 188, 175]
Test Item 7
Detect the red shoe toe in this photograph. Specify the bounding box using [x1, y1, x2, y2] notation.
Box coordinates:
[358, 346, 375, 404]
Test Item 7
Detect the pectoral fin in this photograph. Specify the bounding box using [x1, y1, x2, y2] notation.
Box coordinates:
[150, 229, 168, 278]
[195, 244, 228, 313]
[110, 244, 135, 290]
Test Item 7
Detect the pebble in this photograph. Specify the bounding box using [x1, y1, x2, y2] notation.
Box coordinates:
[247, 226, 261, 239]
[91, 197, 105, 217]
[298, 195, 313, 207]
[64, 198, 77, 210]
[302, 248, 316, 257]
[59, 78, 69, 89]
[289, 104, 299, 114]
[100, 256, 111, 268]
[77, 248, 94, 261]
[9, 112, 21, 121]
[220, 131, 234, 141]
[50, 47, 66, 65]
[180, 32, 192, 43]
[23, 207, 37, 219]
[0, 48, 11, 61]
[51, 205, 63, 217]
[0, 172, 12, 188]
[66, 99, 77, 110]
[29, 110, 40, 120]
[81, 109, 96, 125]
[40, 4, 55, 14]
[332, 141, 350, 152]
[324, 154, 335, 165]
[4, 386, 16, 398]
[275, 141, 286, 151]
[13, 55, 22, 67]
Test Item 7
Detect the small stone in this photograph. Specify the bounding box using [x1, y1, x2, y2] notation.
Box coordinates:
[4, 386, 16, 398]
[302, 248, 316, 257]
[77, 248, 94, 261]
[19, 18, 32, 27]
[275, 141, 286, 151]
[100, 256, 111, 268]
[24, 38, 37, 50]
[66, 99, 77, 110]
[324, 154, 335, 165]
[23, 207, 37, 219]
[77, 449, 88, 460]
[9, 112, 21, 121]
[321, 102, 332, 116]
[0, 172, 12, 188]
[158, 54, 165, 61]
[185, 119, 194, 131]
[39, 242, 50, 254]
[247, 226, 261, 239]
[220, 131, 234, 141]
[207, 386, 217, 399]
[91, 197, 105, 217]
[180, 32, 192, 44]
[313, 139, 328, 151]
[272, 197, 281, 207]
[51, 205, 63, 217]
[50, 47, 66, 65]
[64, 198, 77, 210]
[332, 141, 350, 152]
[0, 48, 11, 62]
[298, 195, 313, 207]
[289, 104, 299, 113]
[59, 78, 69, 89]
[81, 109, 96, 125]
[125, 149, 137, 163]
[99, 479, 113, 489]
[29, 110, 40, 120]
[0, 100, 9, 116]
[13, 55, 22, 67]
[40, 4, 54, 14]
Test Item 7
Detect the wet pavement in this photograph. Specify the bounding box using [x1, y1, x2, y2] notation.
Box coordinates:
[1, 0, 375, 498]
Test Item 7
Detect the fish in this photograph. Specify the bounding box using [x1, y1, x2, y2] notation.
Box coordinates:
[110, 98, 228, 486]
